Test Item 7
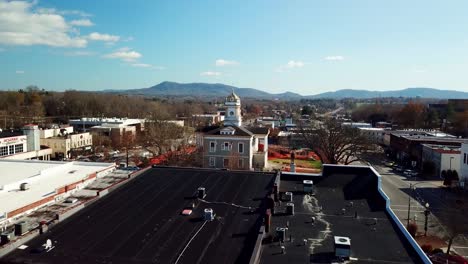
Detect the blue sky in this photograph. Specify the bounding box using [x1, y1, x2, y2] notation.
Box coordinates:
[1, 0, 468, 95]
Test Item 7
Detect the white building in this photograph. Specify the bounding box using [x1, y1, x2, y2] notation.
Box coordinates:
[41, 131, 93, 159]
[0, 133, 27, 158]
[203, 91, 269, 170]
[0, 160, 115, 228]
[342, 122, 372, 129]
[359, 127, 386, 145]
[460, 143, 468, 184]
[69, 117, 144, 132]
[421, 144, 461, 178]
[0, 125, 52, 160]
[256, 117, 281, 129]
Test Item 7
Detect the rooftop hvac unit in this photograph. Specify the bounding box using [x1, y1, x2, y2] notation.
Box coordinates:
[286, 203, 295, 215]
[197, 187, 206, 199]
[20, 183, 30, 191]
[0, 232, 13, 245]
[334, 236, 351, 259]
[204, 208, 214, 221]
[284, 192, 293, 202]
[15, 221, 28, 236]
[303, 180, 314, 193]
[276, 227, 286, 243]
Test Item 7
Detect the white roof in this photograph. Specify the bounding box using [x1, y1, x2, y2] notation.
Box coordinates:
[69, 117, 143, 126]
[0, 160, 59, 187]
[0, 160, 114, 217]
[358, 127, 385, 131]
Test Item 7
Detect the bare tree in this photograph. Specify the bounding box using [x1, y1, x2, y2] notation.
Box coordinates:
[300, 118, 371, 165]
[141, 120, 186, 156]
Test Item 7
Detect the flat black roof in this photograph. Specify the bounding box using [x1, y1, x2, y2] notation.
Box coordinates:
[3, 167, 276, 264]
[0, 131, 23, 139]
[261, 166, 422, 264]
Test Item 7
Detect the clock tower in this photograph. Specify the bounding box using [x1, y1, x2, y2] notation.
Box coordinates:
[224, 90, 242, 126]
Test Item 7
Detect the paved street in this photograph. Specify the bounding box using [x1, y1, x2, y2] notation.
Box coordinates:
[363, 155, 468, 258]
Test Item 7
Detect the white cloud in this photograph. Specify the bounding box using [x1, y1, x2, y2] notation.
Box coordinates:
[286, 60, 305, 68]
[276, 60, 305, 72]
[70, 19, 93, 27]
[104, 47, 141, 62]
[131, 63, 152, 68]
[0, 1, 87, 47]
[88, 32, 120, 42]
[16, 70, 24, 74]
[37, 8, 92, 17]
[200, 71, 221, 76]
[131, 63, 165, 70]
[215, 59, 238, 66]
[64, 50, 94, 56]
[324, 55, 344, 61]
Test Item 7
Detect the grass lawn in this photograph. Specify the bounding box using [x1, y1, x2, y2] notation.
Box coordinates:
[269, 158, 322, 169]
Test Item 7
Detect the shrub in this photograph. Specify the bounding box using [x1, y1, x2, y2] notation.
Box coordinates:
[421, 244, 433, 253]
[407, 222, 418, 237]
[441, 170, 447, 179]
[452, 170, 459, 181]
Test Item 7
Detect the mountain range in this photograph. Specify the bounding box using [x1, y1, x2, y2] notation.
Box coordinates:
[104, 81, 468, 100]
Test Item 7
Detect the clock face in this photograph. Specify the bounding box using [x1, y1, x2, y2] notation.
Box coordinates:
[229, 111, 234, 116]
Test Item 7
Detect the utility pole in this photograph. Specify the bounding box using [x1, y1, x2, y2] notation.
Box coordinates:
[407, 185, 412, 227]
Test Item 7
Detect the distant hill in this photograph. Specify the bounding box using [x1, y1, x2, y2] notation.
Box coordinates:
[309, 87, 468, 99]
[104, 81, 302, 100]
[103, 82, 468, 100]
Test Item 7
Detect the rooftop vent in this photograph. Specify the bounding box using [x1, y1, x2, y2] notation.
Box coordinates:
[334, 236, 351, 259]
[276, 227, 286, 243]
[303, 180, 314, 193]
[20, 183, 29, 191]
[286, 203, 294, 215]
[197, 187, 206, 199]
[204, 208, 214, 221]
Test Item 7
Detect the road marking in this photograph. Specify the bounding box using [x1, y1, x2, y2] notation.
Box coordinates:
[453, 246, 468, 249]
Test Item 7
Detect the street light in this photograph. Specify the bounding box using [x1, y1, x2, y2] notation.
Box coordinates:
[424, 203, 430, 236]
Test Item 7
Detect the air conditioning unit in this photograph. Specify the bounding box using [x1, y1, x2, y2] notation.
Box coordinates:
[286, 203, 295, 215]
[303, 180, 314, 193]
[15, 221, 28, 236]
[197, 187, 206, 199]
[334, 236, 351, 259]
[276, 227, 286, 242]
[0, 232, 13, 245]
[204, 208, 214, 221]
[284, 192, 293, 202]
[20, 183, 30, 191]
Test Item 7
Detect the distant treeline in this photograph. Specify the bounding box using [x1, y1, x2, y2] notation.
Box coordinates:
[0, 86, 215, 128]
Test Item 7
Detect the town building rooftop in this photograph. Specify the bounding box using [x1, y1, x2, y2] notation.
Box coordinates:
[3, 167, 276, 264]
[260, 165, 425, 264]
